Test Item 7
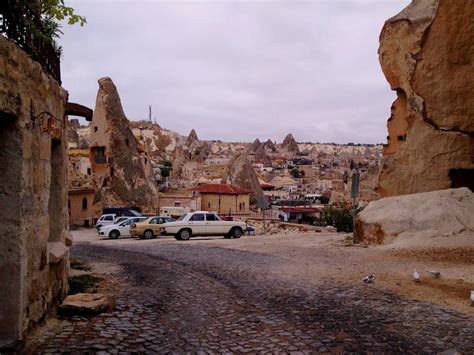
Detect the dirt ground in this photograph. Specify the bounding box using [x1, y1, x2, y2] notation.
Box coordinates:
[73, 228, 474, 315]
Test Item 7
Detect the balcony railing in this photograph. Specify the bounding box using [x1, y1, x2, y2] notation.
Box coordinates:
[0, 0, 61, 83]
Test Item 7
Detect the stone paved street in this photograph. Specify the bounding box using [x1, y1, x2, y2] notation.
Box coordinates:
[26, 232, 474, 354]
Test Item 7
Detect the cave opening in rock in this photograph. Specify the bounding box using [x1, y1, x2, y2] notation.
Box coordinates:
[449, 169, 474, 192]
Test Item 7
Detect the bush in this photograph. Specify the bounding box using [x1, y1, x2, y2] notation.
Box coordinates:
[68, 275, 102, 295]
[316, 206, 362, 232]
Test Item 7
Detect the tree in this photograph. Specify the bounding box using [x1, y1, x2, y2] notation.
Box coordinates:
[290, 167, 303, 178]
[160, 166, 171, 178]
[27, 0, 86, 55]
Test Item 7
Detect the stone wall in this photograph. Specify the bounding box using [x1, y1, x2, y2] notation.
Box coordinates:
[200, 193, 250, 214]
[377, 0, 474, 197]
[0, 36, 69, 349]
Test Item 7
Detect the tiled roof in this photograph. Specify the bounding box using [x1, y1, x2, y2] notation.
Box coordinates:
[191, 184, 252, 195]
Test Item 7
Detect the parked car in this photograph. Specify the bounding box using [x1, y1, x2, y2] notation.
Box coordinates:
[102, 207, 143, 217]
[95, 214, 116, 230]
[97, 216, 129, 232]
[160, 211, 247, 241]
[130, 216, 175, 239]
[99, 217, 148, 239]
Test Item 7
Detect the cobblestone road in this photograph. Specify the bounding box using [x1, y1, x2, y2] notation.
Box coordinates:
[26, 241, 474, 353]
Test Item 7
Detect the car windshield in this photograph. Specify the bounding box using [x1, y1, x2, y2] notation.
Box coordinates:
[176, 214, 188, 221]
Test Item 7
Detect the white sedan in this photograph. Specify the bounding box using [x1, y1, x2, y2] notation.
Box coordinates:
[99, 217, 147, 239]
[160, 211, 247, 241]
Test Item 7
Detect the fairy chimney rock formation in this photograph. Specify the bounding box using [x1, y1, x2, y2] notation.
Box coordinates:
[186, 129, 199, 147]
[281, 133, 300, 153]
[377, 0, 474, 197]
[90, 77, 159, 213]
[250, 138, 262, 152]
[222, 151, 264, 198]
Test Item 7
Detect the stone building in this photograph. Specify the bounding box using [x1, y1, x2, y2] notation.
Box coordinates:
[68, 188, 96, 228]
[0, 35, 70, 349]
[377, 0, 474, 197]
[191, 184, 251, 215]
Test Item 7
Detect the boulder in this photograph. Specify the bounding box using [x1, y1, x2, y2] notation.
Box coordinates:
[60, 293, 113, 316]
[355, 188, 474, 246]
[377, 0, 474, 197]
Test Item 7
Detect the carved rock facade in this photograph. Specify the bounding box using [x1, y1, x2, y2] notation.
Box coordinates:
[0, 35, 70, 349]
[377, 0, 474, 197]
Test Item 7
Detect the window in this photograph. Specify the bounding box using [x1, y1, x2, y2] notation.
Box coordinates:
[95, 147, 106, 164]
[190, 213, 205, 221]
[94, 126, 98, 132]
[208, 202, 211, 208]
[82, 197, 88, 210]
[397, 135, 406, 142]
[104, 215, 114, 221]
[150, 218, 160, 224]
[174, 201, 181, 207]
[206, 214, 218, 221]
[87, 168, 91, 175]
[125, 138, 129, 146]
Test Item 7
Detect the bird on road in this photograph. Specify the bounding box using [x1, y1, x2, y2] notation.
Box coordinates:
[413, 269, 420, 282]
[427, 269, 441, 278]
[363, 273, 376, 283]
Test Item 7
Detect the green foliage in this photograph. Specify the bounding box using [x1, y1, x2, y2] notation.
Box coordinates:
[290, 167, 303, 178]
[68, 275, 102, 295]
[40, 0, 87, 26]
[70, 257, 91, 271]
[316, 206, 362, 232]
[160, 166, 171, 178]
[160, 160, 172, 167]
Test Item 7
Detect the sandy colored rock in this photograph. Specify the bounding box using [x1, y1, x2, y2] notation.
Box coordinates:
[281, 133, 299, 154]
[222, 151, 264, 199]
[89, 77, 159, 213]
[60, 293, 112, 315]
[377, 0, 474, 197]
[355, 188, 474, 246]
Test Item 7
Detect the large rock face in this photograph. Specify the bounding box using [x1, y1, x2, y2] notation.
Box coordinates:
[377, 0, 474, 197]
[90, 77, 159, 213]
[355, 188, 474, 246]
[221, 151, 264, 198]
[0, 35, 69, 349]
[281, 133, 299, 153]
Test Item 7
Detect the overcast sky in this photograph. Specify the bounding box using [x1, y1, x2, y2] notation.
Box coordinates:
[61, 0, 409, 144]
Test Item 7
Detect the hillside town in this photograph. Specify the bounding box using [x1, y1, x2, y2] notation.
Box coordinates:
[1, 0, 473, 353]
[67, 78, 382, 228]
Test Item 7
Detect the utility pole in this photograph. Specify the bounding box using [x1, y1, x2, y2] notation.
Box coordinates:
[148, 105, 152, 123]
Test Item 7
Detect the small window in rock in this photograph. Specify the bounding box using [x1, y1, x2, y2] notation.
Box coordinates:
[110, 166, 114, 176]
[94, 126, 98, 132]
[95, 147, 106, 164]
[208, 202, 211, 208]
[82, 197, 88, 210]
[397, 135, 406, 142]
[125, 138, 129, 146]
[87, 168, 91, 175]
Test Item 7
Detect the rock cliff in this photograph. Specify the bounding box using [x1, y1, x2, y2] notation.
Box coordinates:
[221, 151, 264, 199]
[90, 77, 159, 213]
[377, 0, 474, 197]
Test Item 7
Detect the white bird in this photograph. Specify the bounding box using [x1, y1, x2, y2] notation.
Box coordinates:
[427, 269, 441, 278]
[363, 273, 375, 283]
[413, 269, 420, 282]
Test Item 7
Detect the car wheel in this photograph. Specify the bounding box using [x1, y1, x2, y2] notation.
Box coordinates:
[109, 230, 120, 239]
[178, 228, 192, 241]
[143, 229, 154, 240]
[174, 234, 182, 241]
[230, 227, 243, 239]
